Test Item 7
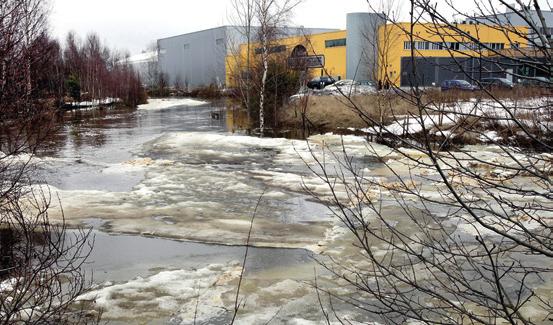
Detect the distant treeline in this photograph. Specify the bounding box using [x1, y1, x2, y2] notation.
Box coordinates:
[61, 32, 147, 107]
[0, 0, 147, 115]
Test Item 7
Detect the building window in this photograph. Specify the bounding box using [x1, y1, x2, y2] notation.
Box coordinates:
[405, 41, 435, 50]
[460, 42, 478, 51]
[216, 38, 225, 46]
[254, 45, 286, 55]
[183, 43, 190, 50]
[403, 41, 510, 52]
[325, 38, 346, 48]
[431, 42, 444, 50]
[414, 41, 430, 50]
[483, 42, 505, 50]
[447, 42, 460, 50]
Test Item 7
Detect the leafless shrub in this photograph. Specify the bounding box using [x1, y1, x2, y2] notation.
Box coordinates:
[1, 1, 96, 323]
[306, 0, 553, 323]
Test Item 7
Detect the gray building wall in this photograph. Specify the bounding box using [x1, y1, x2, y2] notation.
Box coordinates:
[158, 26, 337, 89]
[464, 9, 553, 47]
[158, 27, 229, 89]
[400, 57, 507, 87]
[346, 12, 385, 81]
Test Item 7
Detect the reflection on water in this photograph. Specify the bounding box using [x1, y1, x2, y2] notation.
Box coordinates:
[34, 101, 360, 324]
[227, 108, 311, 139]
[44, 102, 326, 162]
[85, 229, 314, 283]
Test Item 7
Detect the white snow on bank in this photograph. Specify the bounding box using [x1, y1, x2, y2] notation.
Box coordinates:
[354, 96, 552, 137]
[67, 97, 120, 107]
[138, 98, 208, 110]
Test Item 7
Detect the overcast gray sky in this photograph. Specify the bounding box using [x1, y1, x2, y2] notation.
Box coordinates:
[49, 0, 535, 55]
[50, 0, 374, 54]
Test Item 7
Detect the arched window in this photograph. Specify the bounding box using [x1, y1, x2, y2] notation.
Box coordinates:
[291, 45, 307, 58]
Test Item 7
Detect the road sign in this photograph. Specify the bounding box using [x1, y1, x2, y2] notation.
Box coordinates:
[288, 55, 325, 69]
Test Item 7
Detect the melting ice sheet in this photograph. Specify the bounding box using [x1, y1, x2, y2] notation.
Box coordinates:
[77, 230, 343, 324]
[47, 131, 384, 250]
[138, 98, 209, 110]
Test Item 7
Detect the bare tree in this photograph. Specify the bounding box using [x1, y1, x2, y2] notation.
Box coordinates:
[306, 0, 553, 323]
[254, 0, 301, 133]
[1, 1, 96, 323]
[227, 0, 303, 132]
[229, 0, 256, 122]
[143, 41, 161, 91]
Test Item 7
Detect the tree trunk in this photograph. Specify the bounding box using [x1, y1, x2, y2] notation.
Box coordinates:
[259, 29, 268, 133]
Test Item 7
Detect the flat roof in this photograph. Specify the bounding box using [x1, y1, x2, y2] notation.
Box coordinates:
[157, 26, 337, 42]
[158, 26, 234, 42]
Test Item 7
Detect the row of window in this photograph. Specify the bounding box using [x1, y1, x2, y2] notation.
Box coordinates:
[325, 38, 346, 48]
[252, 39, 346, 54]
[403, 41, 507, 51]
[180, 38, 512, 55]
[254, 45, 287, 55]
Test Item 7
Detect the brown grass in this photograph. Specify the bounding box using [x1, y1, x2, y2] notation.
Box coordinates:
[425, 86, 553, 103]
[280, 94, 418, 130]
[280, 88, 552, 133]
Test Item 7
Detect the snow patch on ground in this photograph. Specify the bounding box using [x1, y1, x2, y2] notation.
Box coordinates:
[353, 97, 553, 139]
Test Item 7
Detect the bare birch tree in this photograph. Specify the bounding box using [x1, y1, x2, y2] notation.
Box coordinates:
[254, 0, 301, 133]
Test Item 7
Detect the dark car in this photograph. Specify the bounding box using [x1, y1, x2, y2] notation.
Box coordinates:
[440, 80, 477, 91]
[480, 78, 514, 89]
[307, 76, 336, 90]
[519, 76, 552, 88]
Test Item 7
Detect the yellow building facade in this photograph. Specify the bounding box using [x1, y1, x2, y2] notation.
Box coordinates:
[226, 30, 347, 87]
[377, 23, 529, 86]
[226, 22, 529, 88]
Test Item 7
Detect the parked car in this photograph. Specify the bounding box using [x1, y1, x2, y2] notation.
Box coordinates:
[518, 76, 552, 88]
[479, 77, 514, 89]
[306, 76, 336, 90]
[440, 79, 477, 91]
[322, 79, 376, 95]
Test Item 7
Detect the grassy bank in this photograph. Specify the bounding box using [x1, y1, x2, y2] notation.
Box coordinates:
[279, 91, 552, 149]
[280, 94, 417, 131]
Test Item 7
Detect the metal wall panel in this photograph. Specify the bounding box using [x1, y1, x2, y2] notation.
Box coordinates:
[158, 27, 229, 89]
[346, 12, 385, 81]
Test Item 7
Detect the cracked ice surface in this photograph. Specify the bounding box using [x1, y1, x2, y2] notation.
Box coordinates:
[47, 130, 388, 249]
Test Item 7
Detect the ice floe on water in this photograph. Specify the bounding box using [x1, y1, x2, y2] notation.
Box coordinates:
[79, 260, 369, 324]
[43, 131, 400, 249]
[33, 100, 553, 323]
[138, 98, 209, 110]
[45, 130, 458, 249]
[78, 263, 241, 322]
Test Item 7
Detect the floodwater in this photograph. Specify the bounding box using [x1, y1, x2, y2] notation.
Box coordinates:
[36, 100, 376, 324]
[32, 99, 553, 324]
